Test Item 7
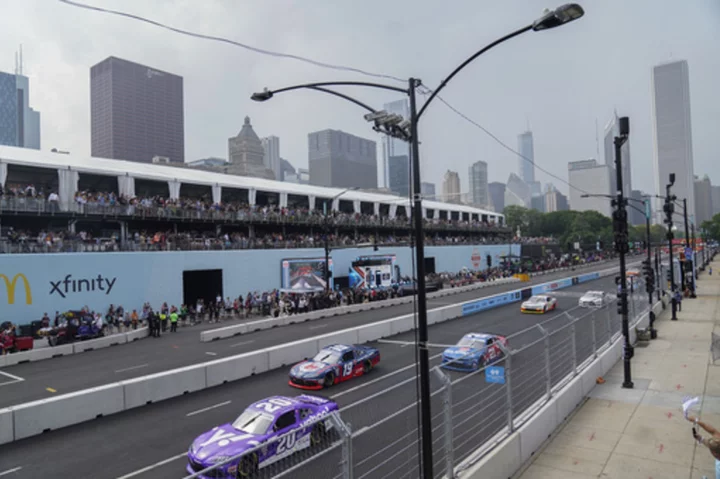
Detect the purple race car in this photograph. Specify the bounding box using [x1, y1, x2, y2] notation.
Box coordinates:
[187, 394, 339, 478]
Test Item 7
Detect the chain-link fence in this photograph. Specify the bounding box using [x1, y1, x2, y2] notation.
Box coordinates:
[180, 293, 652, 479]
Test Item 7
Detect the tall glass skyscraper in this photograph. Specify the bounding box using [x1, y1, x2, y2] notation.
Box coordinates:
[91, 57, 184, 164]
[468, 160, 489, 207]
[652, 60, 694, 227]
[382, 99, 411, 193]
[308, 129, 377, 188]
[517, 131, 535, 184]
[0, 71, 40, 149]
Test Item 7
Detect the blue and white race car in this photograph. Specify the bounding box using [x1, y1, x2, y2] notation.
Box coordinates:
[441, 333, 507, 371]
[289, 344, 380, 390]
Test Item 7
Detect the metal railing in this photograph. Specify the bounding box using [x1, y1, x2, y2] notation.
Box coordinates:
[0, 197, 510, 234]
[180, 291, 651, 479]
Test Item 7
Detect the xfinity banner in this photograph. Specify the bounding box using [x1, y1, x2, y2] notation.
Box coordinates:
[462, 291, 521, 316]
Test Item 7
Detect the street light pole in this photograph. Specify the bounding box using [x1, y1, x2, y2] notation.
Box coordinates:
[612, 116, 633, 389]
[663, 177, 678, 320]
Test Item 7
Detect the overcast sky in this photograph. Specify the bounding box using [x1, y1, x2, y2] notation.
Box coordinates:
[2, 0, 718, 198]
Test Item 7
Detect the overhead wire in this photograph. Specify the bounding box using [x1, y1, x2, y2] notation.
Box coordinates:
[56, 0, 406, 83]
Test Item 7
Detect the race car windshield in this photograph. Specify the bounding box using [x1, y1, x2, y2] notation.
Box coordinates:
[528, 296, 545, 302]
[586, 292, 602, 297]
[312, 350, 342, 364]
[457, 337, 486, 348]
[232, 410, 274, 435]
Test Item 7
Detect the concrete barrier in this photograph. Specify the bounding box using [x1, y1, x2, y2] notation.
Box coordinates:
[0, 408, 13, 445]
[267, 338, 321, 370]
[73, 334, 128, 353]
[121, 365, 207, 409]
[554, 375, 583, 423]
[357, 322, 392, 343]
[462, 432, 522, 479]
[126, 327, 149, 341]
[0, 355, 6, 368]
[390, 314, 416, 335]
[4, 344, 74, 366]
[11, 383, 125, 440]
[317, 329, 360, 350]
[205, 351, 270, 387]
[518, 399, 559, 464]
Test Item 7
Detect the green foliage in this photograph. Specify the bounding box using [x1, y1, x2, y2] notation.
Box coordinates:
[701, 214, 720, 241]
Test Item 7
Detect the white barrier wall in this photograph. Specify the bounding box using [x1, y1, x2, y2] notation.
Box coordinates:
[0, 408, 14, 445]
[11, 384, 125, 440]
[1, 266, 626, 445]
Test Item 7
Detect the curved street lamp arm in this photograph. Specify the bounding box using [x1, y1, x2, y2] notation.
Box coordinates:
[417, 24, 533, 120]
[306, 86, 377, 114]
[271, 80, 407, 96]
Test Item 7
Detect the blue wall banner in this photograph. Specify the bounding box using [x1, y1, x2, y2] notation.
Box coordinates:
[576, 272, 601, 284]
[0, 244, 522, 324]
[531, 278, 573, 295]
[462, 291, 521, 316]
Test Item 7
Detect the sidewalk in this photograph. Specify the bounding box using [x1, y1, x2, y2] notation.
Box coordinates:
[515, 260, 720, 479]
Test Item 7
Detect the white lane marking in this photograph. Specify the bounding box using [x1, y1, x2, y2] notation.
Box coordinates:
[205, 352, 217, 356]
[0, 467, 22, 477]
[115, 453, 186, 479]
[186, 400, 232, 417]
[330, 352, 443, 400]
[0, 370, 24, 387]
[114, 364, 149, 374]
[309, 324, 329, 330]
[229, 340, 255, 348]
[377, 339, 453, 348]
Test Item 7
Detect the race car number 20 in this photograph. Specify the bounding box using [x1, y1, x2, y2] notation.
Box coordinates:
[276, 432, 297, 454]
[256, 398, 293, 413]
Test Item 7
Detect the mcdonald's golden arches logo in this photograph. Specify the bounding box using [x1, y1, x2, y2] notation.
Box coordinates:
[0, 273, 33, 305]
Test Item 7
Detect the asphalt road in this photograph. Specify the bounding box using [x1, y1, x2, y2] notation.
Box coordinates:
[0, 259, 631, 408]
[0, 272, 650, 479]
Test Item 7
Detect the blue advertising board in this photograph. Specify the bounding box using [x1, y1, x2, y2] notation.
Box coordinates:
[486, 366, 505, 384]
[576, 272, 601, 284]
[531, 278, 573, 295]
[462, 291, 520, 316]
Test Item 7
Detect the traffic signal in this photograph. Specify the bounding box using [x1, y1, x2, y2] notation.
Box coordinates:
[486, 255, 492, 268]
[617, 292, 627, 315]
[666, 269, 673, 282]
[615, 275, 622, 285]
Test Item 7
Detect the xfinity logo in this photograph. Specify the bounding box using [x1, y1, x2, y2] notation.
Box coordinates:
[50, 274, 117, 298]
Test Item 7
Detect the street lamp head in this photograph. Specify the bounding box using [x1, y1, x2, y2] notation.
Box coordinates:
[532, 3, 585, 31]
[250, 88, 274, 102]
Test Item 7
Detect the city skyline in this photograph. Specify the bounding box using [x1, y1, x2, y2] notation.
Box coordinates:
[1, 1, 718, 206]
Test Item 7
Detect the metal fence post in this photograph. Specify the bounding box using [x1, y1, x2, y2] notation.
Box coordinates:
[606, 303, 613, 341]
[590, 311, 598, 358]
[334, 416, 353, 479]
[570, 321, 577, 375]
[433, 367, 454, 479]
[535, 324, 552, 399]
[505, 350, 514, 432]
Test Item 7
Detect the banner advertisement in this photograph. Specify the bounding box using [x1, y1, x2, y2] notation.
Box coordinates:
[349, 255, 396, 289]
[281, 257, 333, 292]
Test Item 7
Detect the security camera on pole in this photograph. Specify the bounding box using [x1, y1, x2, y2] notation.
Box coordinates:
[663, 174, 678, 320]
[611, 116, 633, 389]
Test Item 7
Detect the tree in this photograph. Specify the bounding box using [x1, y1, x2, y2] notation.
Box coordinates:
[503, 205, 530, 233]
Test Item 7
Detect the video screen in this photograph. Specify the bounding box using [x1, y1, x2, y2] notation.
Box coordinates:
[349, 255, 395, 289]
[281, 258, 333, 292]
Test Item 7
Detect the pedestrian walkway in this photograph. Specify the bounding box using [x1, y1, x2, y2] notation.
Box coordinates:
[515, 260, 720, 479]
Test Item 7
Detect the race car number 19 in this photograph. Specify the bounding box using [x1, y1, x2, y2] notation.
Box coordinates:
[343, 363, 353, 377]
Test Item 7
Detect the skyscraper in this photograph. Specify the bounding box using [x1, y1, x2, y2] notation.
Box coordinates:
[382, 99, 411, 189]
[262, 136, 281, 180]
[91, 57, 184, 164]
[568, 159, 613, 217]
[603, 112, 631, 197]
[468, 160, 489, 207]
[308, 129, 377, 188]
[488, 182, 506, 213]
[629, 190, 647, 226]
[694, 175, 713, 225]
[442, 170, 461, 203]
[0, 70, 40, 150]
[505, 173, 531, 208]
[228, 117, 275, 179]
[544, 189, 568, 212]
[517, 131, 535, 184]
[421, 182, 436, 200]
[652, 60, 695, 227]
[712, 185, 720, 217]
[388, 155, 410, 198]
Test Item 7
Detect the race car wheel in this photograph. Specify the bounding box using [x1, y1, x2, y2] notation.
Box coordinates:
[236, 453, 258, 478]
[310, 421, 327, 447]
[543, 306, 547, 313]
[323, 372, 335, 388]
[472, 360, 480, 370]
[362, 360, 372, 374]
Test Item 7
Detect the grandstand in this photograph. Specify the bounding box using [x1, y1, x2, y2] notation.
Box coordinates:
[0, 145, 509, 252]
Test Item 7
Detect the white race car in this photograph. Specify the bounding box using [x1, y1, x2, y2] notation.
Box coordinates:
[578, 291, 609, 308]
[520, 295, 558, 314]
